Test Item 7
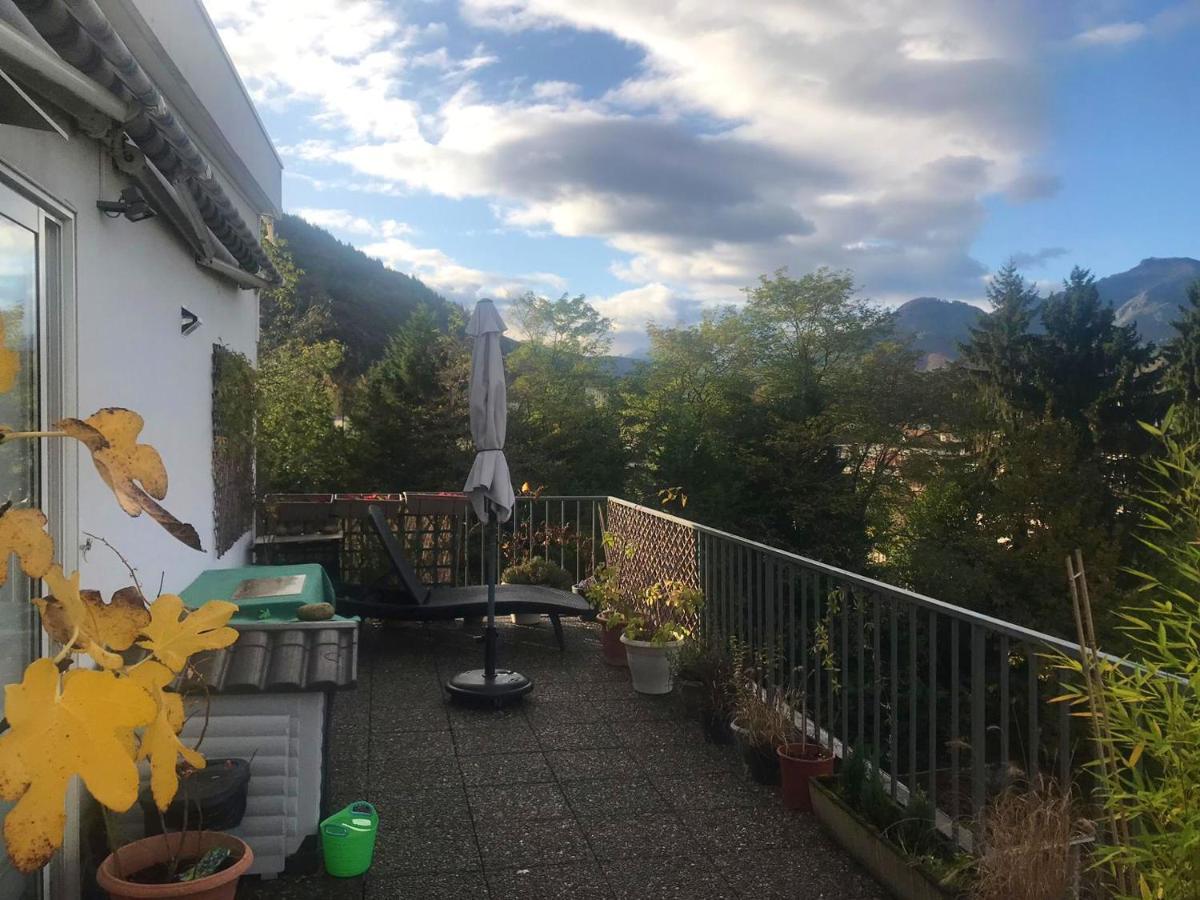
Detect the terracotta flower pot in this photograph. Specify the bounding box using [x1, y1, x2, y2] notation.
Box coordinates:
[596, 613, 627, 667]
[96, 831, 252, 900]
[778, 743, 835, 811]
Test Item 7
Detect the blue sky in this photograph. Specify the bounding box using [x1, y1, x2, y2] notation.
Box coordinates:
[205, 0, 1200, 353]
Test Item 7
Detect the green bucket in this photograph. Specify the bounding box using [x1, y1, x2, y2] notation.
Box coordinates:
[321, 801, 378, 877]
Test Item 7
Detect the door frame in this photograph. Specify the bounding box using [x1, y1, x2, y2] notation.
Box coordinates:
[0, 158, 80, 900]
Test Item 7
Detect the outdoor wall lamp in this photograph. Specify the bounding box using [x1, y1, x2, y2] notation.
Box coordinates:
[96, 185, 156, 222]
[180, 307, 202, 336]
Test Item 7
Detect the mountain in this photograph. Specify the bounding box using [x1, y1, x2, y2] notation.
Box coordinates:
[275, 214, 453, 374]
[1095, 257, 1200, 345]
[893, 296, 983, 370]
[893, 257, 1200, 368]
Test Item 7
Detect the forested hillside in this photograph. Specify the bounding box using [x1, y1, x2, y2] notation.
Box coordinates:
[273, 214, 452, 374]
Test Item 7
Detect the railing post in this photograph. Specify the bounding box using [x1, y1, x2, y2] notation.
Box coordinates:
[971, 624, 986, 819]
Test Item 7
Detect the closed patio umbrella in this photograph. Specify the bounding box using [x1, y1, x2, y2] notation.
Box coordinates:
[446, 299, 532, 704]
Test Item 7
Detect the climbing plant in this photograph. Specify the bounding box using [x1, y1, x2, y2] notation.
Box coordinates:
[212, 344, 256, 556]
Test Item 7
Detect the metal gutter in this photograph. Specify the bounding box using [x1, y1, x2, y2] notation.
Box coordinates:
[12, 0, 278, 283]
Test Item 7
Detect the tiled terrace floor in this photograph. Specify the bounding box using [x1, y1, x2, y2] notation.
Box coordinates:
[244, 619, 886, 899]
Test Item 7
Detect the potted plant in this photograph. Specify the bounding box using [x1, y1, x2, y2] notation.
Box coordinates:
[726, 641, 791, 783]
[0, 336, 250, 896]
[672, 638, 734, 743]
[730, 684, 794, 785]
[776, 672, 834, 811]
[808, 748, 970, 900]
[583, 533, 637, 667]
[620, 579, 703, 694]
[501, 556, 573, 624]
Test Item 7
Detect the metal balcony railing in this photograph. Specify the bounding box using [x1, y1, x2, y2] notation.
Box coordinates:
[261, 492, 1106, 835]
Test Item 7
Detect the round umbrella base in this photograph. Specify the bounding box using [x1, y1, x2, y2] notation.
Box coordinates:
[446, 669, 533, 707]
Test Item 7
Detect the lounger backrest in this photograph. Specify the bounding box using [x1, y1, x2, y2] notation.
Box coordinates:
[368, 505, 431, 604]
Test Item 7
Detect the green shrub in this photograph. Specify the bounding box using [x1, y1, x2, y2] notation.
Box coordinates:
[500, 556, 574, 590]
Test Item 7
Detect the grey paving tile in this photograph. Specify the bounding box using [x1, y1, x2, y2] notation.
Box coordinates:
[524, 701, 606, 726]
[609, 719, 689, 747]
[467, 781, 571, 823]
[369, 753, 463, 790]
[592, 698, 681, 723]
[370, 728, 455, 759]
[370, 824, 480, 876]
[368, 785, 471, 829]
[529, 721, 621, 751]
[602, 855, 736, 900]
[485, 862, 612, 899]
[561, 778, 666, 819]
[371, 706, 451, 734]
[630, 739, 737, 776]
[452, 718, 540, 756]
[458, 751, 554, 786]
[652, 772, 775, 811]
[579, 811, 691, 861]
[714, 848, 888, 899]
[682, 806, 800, 855]
[545, 749, 639, 782]
[239, 872, 364, 899]
[365, 871, 487, 899]
[476, 817, 593, 870]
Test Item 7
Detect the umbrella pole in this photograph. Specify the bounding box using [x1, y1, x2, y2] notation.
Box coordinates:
[484, 509, 497, 678]
[445, 504, 532, 706]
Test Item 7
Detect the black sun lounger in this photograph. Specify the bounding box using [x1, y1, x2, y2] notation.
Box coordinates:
[335, 505, 593, 649]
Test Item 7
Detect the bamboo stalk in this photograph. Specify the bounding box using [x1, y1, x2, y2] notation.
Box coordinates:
[1065, 551, 1132, 896]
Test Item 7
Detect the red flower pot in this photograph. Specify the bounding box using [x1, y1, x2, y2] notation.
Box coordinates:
[777, 743, 835, 811]
[596, 613, 627, 667]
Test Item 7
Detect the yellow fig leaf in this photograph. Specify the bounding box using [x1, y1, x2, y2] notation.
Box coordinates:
[137, 594, 238, 673]
[56, 409, 202, 551]
[0, 659, 154, 872]
[129, 661, 205, 812]
[0, 316, 18, 394]
[34, 569, 149, 669]
[0, 506, 53, 586]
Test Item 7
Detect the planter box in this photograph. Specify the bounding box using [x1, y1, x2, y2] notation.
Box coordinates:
[809, 777, 962, 900]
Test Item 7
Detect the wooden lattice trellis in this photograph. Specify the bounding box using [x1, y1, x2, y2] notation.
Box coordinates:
[606, 500, 700, 604]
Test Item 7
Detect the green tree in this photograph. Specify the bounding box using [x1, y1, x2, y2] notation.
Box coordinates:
[1164, 279, 1200, 423]
[346, 305, 471, 491]
[256, 238, 348, 492]
[504, 292, 627, 493]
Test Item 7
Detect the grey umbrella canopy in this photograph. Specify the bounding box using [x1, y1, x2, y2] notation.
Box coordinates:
[462, 299, 514, 524]
[446, 299, 531, 705]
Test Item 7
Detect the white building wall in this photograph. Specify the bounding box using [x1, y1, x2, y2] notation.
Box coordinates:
[0, 123, 261, 597]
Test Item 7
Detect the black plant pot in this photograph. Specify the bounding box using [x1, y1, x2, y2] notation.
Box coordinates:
[700, 708, 732, 745]
[731, 722, 780, 784]
[677, 679, 703, 717]
[141, 757, 251, 834]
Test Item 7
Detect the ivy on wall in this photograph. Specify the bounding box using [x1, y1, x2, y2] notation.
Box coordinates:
[212, 344, 256, 557]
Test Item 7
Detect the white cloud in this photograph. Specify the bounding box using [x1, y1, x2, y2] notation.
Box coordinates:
[1071, 22, 1148, 46]
[292, 208, 414, 238]
[591, 283, 703, 355]
[208, 0, 1075, 319]
[360, 235, 565, 302]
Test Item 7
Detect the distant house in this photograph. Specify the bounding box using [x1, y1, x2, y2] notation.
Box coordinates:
[0, 0, 279, 894]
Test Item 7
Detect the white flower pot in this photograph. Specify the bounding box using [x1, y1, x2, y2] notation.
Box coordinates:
[511, 613, 542, 625]
[620, 634, 682, 694]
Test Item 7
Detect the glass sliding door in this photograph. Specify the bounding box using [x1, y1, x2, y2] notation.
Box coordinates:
[0, 184, 45, 899]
